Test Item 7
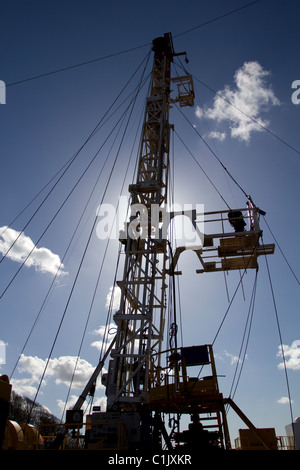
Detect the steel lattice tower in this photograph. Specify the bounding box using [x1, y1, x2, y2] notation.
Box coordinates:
[105, 33, 194, 411]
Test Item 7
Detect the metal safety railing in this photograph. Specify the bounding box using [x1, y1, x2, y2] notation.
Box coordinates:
[234, 434, 296, 451]
[36, 419, 128, 450]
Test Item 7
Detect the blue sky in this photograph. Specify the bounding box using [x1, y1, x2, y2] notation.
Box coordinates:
[0, 0, 300, 445]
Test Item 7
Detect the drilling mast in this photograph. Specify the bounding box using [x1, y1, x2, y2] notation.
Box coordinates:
[67, 32, 275, 452]
[104, 33, 194, 412]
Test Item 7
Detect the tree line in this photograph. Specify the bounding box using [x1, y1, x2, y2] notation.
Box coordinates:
[8, 391, 59, 434]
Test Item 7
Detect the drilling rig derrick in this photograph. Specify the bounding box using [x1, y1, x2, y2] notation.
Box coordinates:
[81, 33, 196, 451]
[66, 33, 275, 453]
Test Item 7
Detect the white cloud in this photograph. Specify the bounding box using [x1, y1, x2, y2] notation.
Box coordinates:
[17, 354, 48, 381]
[0, 226, 67, 276]
[277, 396, 294, 405]
[277, 340, 300, 371]
[224, 350, 241, 365]
[57, 394, 107, 416]
[208, 130, 227, 142]
[48, 356, 95, 388]
[195, 61, 280, 142]
[215, 350, 243, 365]
[105, 285, 121, 310]
[11, 376, 41, 397]
[12, 354, 96, 397]
[56, 394, 78, 414]
[195, 106, 203, 118]
[91, 322, 116, 352]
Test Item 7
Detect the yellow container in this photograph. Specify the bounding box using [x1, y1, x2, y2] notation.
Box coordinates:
[238, 428, 278, 450]
[21, 424, 44, 450]
[2, 421, 24, 450]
